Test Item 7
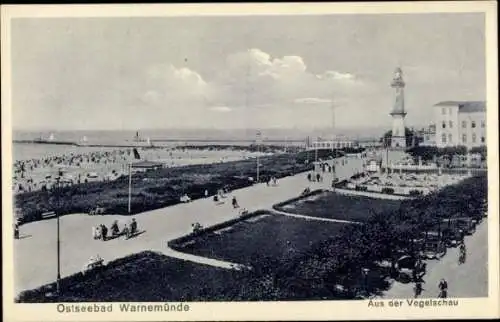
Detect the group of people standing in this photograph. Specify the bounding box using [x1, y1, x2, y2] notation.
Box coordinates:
[266, 176, 278, 186]
[92, 218, 138, 241]
[307, 172, 323, 183]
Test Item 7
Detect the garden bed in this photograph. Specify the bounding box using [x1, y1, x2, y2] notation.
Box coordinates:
[16, 251, 248, 302]
[173, 212, 351, 266]
[275, 191, 401, 222]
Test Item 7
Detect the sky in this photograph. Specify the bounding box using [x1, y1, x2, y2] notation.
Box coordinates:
[10, 13, 486, 132]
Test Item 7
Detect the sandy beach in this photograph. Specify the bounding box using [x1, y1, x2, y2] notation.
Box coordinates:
[12, 144, 271, 193]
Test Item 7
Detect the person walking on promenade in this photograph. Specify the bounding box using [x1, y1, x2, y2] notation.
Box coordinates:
[14, 223, 20, 239]
[101, 224, 108, 241]
[204, 189, 208, 198]
[459, 243, 467, 264]
[130, 218, 137, 235]
[111, 220, 119, 237]
[232, 196, 239, 209]
[438, 278, 448, 298]
[414, 281, 423, 298]
[316, 173, 321, 182]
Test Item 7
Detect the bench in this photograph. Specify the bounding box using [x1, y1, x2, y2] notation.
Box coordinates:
[41, 211, 57, 219]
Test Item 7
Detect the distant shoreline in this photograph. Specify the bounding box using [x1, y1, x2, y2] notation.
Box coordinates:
[12, 138, 308, 148]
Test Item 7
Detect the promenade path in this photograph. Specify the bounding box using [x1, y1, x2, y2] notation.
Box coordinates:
[380, 219, 488, 298]
[14, 156, 365, 294]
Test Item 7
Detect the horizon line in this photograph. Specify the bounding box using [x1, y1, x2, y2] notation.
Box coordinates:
[12, 125, 425, 132]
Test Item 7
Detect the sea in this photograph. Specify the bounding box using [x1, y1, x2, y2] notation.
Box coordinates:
[12, 128, 384, 162]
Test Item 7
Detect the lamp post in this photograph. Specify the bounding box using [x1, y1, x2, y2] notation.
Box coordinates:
[362, 267, 370, 296]
[55, 178, 61, 294]
[256, 131, 262, 183]
[315, 137, 319, 177]
[331, 98, 336, 153]
[128, 162, 132, 214]
[384, 136, 390, 176]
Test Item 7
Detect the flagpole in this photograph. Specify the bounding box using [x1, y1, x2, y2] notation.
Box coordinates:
[128, 162, 132, 214]
[256, 130, 262, 183]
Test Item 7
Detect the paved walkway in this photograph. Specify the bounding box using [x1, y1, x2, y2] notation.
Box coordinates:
[14, 156, 365, 294]
[380, 220, 488, 298]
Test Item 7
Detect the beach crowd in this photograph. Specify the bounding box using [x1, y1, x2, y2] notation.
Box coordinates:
[12, 146, 270, 194]
[12, 149, 135, 193]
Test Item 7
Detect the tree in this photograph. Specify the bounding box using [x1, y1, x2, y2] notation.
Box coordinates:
[380, 127, 417, 147]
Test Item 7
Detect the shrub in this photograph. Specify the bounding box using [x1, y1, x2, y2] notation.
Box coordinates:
[381, 187, 395, 194]
[408, 189, 422, 196]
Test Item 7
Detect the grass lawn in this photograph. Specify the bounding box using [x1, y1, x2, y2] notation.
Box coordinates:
[176, 212, 350, 266]
[16, 251, 249, 302]
[277, 191, 401, 222]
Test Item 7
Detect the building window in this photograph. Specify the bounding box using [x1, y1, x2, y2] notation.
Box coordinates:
[462, 120, 467, 128]
[472, 133, 476, 143]
[442, 134, 446, 143]
[471, 121, 476, 128]
[462, 134, 467, 144]
[481, 120, 485, 128]
[481, 136, 485, 143]
[448, 134, 452, 143]
[442, 122, 446, 129]
[449, 121, 453, 128]
[442, 108, 446, 115]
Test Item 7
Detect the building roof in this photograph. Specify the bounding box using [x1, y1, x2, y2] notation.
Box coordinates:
[132, 160, 164, 168]
[434, 101, 486, 113]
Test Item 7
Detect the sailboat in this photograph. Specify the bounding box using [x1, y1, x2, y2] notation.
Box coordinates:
[79, 135, 88, 146]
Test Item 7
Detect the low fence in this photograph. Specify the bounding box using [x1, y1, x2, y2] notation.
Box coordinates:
[333, 178, 419, 198]
[168, 209, 272, 250]
[381, 167, 487, 175]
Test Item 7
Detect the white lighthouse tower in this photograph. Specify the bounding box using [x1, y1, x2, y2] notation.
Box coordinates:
[390, 67, 407, 148]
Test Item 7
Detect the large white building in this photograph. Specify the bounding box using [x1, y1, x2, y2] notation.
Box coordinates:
[433, 101, 486, 148]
